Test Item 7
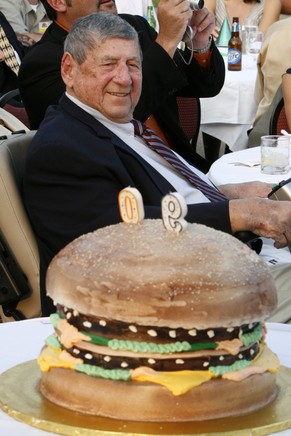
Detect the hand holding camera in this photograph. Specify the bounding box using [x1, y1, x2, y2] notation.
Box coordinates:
[156, 0, 212, 58]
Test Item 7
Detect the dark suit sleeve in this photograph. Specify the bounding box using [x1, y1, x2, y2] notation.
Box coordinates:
[18, 24, 66, 129]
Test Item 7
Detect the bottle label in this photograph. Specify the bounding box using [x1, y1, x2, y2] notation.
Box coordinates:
[232, 22, 240, 32]
[228, 48, 241, 65]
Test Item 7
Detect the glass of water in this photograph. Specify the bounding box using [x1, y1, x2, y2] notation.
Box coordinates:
[261, 135, 290, 175]
[248, 31, 263, 54]
[241, 24, 258, 54]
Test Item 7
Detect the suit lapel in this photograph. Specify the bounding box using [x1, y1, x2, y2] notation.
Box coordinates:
[59, 95, 174, 196]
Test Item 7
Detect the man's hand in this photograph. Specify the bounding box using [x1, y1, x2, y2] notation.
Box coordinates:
[211, 26, 220, 42]
[229, 197, 291, 249]
[156, 0, 193, 57]
[219, 181, 273, 199]
[156, 1, 215, 57]
[16, 33, 41, 46]
[188, 7, 215, 49]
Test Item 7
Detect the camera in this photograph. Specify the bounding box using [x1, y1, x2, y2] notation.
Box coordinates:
[189, 0, 204, 10]
[268, 178, 291, 201]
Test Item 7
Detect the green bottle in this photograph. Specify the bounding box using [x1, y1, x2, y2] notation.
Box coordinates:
[147, 5, 157, 30]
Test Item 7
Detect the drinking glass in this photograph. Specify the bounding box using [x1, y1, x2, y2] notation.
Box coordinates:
[261, 135, 290, 175]
[241, 24, 258, 54]
[248, 31, 263, 55]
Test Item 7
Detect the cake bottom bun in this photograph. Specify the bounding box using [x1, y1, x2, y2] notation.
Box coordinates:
[38, 220, 280, 422]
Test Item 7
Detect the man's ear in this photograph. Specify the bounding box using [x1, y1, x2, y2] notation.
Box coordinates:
[46, 0, 68, 13]
[61, 52, 75, 87]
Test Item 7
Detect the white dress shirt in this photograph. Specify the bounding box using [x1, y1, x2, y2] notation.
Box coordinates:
[66, 93, 212, 205]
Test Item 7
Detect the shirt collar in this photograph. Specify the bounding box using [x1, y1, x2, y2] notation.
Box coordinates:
[65, 92, 135, 137]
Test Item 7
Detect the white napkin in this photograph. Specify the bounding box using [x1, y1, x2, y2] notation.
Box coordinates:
[228, 161, 260, 167]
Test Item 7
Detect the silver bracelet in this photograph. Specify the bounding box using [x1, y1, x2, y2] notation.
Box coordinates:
[187, 35, 213, 54]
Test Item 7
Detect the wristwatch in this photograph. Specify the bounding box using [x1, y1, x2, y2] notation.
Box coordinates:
[187, 35, 213, 54]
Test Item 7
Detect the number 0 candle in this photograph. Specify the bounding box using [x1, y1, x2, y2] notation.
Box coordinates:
[118, 187, 145, 224]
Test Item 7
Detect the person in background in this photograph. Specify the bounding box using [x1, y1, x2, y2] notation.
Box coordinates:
[23, 12, 291, 319]
[99, 0, 118, 14]
[282, 68, 291, 132]
[205, 0, 280, 40]
[0, 11, 28, 96]
[281, 0, 291, 18]
[0, 0, 49, 46]
[253, 17, 291, 126]
[19, 0, 225, 173]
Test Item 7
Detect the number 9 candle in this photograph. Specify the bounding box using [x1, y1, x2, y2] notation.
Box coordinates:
[162, 192, 188, 233]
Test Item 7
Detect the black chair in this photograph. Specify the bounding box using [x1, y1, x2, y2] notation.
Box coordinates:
[0, 131, 40, 321]
[0, 88, 30, 129]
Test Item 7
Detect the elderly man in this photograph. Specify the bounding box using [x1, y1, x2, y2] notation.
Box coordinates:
[23, 12, 291, 319]
[19, 0, 225, 172]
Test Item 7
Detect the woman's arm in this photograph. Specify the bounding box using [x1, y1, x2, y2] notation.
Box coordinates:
[258, 0, 281, 34]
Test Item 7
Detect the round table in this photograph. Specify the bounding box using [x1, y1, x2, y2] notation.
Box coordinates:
[208, 146, 291, 186]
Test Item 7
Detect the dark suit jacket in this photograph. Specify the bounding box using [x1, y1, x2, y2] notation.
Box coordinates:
[0, 11, 27, 95]
[23, 95, 231, 315]
[19, 15, 225, 171]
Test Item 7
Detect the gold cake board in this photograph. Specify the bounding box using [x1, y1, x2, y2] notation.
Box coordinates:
[0, 360, 291, 436]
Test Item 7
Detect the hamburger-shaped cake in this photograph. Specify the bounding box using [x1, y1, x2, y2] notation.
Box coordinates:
[38, 219, 280, 422]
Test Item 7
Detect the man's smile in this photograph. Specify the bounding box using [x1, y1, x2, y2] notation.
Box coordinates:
[108, 92, 130, 97]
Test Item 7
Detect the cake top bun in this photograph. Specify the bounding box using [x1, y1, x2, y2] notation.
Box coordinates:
[46, 220, 277, 329]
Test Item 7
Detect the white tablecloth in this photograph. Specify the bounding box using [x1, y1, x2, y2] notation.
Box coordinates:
[115, 0, 159, 30]
[200, 53, 258, 152]
[208, 146, 291, 186]
[0, 318, 290, 435]
[115, 0, 154, 17]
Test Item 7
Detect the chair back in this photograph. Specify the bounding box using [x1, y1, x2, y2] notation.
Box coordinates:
[0, 88, 30, 130]
[177, 96, 201, 147]
[269, 97, 289, 135]
[0, 131, 40, 321]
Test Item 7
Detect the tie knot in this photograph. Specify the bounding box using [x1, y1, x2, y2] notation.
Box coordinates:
[131, 119, 145, 137]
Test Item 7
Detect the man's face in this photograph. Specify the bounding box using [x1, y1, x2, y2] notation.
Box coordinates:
[62, 37, 142, 123]
[65, 0, 99, 23]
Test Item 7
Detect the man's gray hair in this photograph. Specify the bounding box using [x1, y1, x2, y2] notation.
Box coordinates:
[64, 12, 140, 64]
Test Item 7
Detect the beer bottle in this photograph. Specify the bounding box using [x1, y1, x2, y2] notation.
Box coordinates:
[228, 17, 242, 71]
[146, 6, 157, 30]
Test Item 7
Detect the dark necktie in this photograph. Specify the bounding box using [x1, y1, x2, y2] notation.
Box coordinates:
[0, 26, 19, 76]
[132, 119, 227, 202]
